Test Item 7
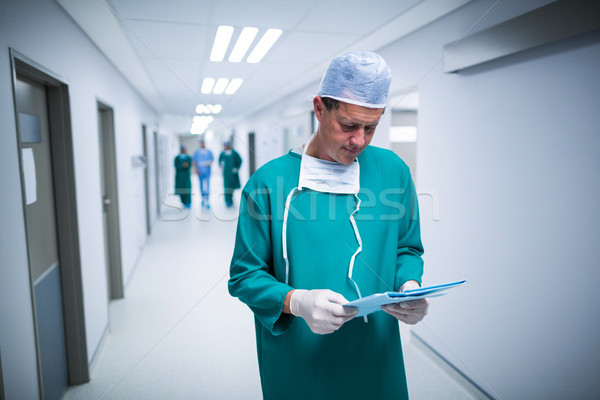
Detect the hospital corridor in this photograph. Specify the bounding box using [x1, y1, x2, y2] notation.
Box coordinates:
[59, 178, 485, 400]
[2, 1, 600, 399]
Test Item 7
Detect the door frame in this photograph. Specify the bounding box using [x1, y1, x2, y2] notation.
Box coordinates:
[10, 49, 89, 387]
[142, 125, 151, 235]
[248, 132, 256, 176]
[0, 346, 4, 400]
[97, 101, 124, 300]
[153, 130, 161, 217]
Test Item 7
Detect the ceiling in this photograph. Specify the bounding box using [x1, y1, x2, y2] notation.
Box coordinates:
[56, 0, 471, 134]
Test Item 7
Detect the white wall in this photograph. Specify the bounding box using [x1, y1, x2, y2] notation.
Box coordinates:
[377, 1, 600, 399]
[229, 1, 600, 398]
[0, 0, 164, 397]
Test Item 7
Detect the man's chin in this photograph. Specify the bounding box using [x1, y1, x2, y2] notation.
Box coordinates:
[340, 150, 361, 164]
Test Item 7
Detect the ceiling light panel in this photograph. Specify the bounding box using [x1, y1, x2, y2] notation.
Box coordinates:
[228, 27, 259, 62]
[247, 28, 282, 63]
[212, 78, 230, 94]
[225, 79, 243, 95]
[210, 25, 234, 62]
[195, 104, 223, 114]
[201, 78, 215, 94]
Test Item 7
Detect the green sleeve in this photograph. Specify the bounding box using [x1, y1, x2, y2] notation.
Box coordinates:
[228, 187, 294, 335]
[395, 172, 425, 290]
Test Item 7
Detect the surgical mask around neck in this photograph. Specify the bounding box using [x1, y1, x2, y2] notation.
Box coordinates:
[282, 135, 366, 319]
[298, 154, 359, 195]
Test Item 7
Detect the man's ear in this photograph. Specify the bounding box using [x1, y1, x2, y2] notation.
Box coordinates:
[313, 96, 325, 123]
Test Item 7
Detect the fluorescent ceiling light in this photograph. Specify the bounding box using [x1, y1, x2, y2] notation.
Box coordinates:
[201, 78, 215, 94]
[210, 25, 234, 62]
[229, 27, 258, 63]
[190, 126, 204, 135]
[225, 79, 243, 95]
[247, 28, 283, 63]
[195, 104, 222, 114]
[209, 104, 222, 114]
[193, 116, 214, 124]
[213, 78, 229, 94]
[195, 104, 210, 114]
[191, 116, 215, 134]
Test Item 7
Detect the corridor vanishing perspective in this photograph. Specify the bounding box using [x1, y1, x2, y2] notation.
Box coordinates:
[63, 180, 486, 400]
[3, 1, 599, 399]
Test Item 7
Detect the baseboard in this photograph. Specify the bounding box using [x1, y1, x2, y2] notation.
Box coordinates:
[410, 331, 496, 400]
[88, 324, 110, 376]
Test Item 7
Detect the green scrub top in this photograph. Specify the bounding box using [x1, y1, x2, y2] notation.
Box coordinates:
[228, 145, 424, 400]
[174, 153, 192, 193]
[219, 149, 242, 190]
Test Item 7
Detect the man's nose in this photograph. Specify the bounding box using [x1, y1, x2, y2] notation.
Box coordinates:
[349, 128, 365, 147]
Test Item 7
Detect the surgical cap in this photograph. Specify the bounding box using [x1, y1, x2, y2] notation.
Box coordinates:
[318, 51, 391, 108]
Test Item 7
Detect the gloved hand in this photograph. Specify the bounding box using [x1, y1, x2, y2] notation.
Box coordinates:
[382, 280, 429, 325]
[290, 289, 358, 334]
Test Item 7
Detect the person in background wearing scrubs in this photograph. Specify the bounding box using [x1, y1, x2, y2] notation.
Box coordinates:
[174, 145, 192, 209]
[192, 138, 214, 208]
[228, 51, 428, 400]
[218, 141, 242, 207]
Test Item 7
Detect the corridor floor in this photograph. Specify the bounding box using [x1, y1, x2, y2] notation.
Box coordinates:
[63, 182, 488, 400]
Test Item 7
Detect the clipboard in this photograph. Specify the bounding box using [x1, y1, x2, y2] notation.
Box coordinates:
[343, 280, 467, 317]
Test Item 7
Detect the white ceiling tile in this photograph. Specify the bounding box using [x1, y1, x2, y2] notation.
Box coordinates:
[210, 0, 312, 28]
[109, 0, 213, 24]
[200, 61, 260, 81]
[248, 62, 313, 84]
[267, 31, 361, 64]
[123, 20, 209, 59]
[295, 0, 422, 34]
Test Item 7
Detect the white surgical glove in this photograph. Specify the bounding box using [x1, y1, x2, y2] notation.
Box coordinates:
[382, 281, 429, 325]
[290, 289, 358, 334]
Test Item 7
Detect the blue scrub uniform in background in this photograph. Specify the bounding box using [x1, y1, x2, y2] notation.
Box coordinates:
[192, 147, 214, 206]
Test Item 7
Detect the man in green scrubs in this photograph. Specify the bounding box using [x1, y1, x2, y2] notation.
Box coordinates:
[229, 51, 428, 399]
[174, 145, 192, 208]
[218, 141, 242, 207]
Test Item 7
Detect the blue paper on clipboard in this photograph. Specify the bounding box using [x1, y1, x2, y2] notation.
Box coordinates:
[343, 280, 467, 317]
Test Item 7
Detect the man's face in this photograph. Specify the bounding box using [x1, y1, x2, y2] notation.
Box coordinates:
[310, 96, 383, 165]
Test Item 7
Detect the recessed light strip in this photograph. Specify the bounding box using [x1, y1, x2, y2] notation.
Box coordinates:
[210, 25, 234, 62]
[247, 28, 283, 63]
[195, 104, 223, 114]
[201, 78, 243, 95]
[225, 79, 243, 95]
[212, 78, 230, 94]
[229, 27, 258, 63]
[201, 78, 215, 94]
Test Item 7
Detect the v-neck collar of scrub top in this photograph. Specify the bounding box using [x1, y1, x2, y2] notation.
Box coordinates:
[283, 136, 364, 305]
